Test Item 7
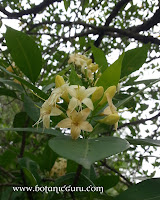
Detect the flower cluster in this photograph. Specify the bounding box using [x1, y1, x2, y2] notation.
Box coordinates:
[50, 158, 67, 177]
[34, 54, 120, 140]
[68, 53, 99, 82]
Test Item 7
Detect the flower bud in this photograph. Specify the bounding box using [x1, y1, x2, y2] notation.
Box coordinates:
[105, 85, 116, 99]
[99, 113, 119, 125]
[88, 63, 98, 72]
[86, 59, 92, 65]
[91, 86, 104, 103]
[55, 75, 65, 88]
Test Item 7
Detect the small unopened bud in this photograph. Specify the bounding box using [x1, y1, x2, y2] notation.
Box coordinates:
[117, 83, 121, 93]
[91, 86, 104, 103]
[99, 113, 119, 125]
[55, 75, 65, 88]
[86, 59, 92, 65]
[88, 63, 98, 72]
[106, 86, 116, 99]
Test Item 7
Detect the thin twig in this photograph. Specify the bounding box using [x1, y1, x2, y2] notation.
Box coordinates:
[101, 160, 133, 186]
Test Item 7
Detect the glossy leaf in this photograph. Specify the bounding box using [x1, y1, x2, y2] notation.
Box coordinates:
[5, 27, 42, 83]
[115, 178, 160, 200]
[116, 78, 160, 108]
[39, 144, 58, 171]
[0, 127, 62, 136]
[94, 175, 119, 190]
[0, 88, 17, 98]
[55, 172, 95, 187]
[96, 53, 124, 90]
[24, 95, 40, 122]
[18, 157, 41, 185]
[127, 138, 160, 146]
[0, 65, 48, 99]
[48, 136, 130, 169]
[91, 44, 108, 73]
[0, 78, 23, 92]
[121, 44, 149, 78]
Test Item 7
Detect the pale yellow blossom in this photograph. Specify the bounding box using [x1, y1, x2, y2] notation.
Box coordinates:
[68, 86, 96, 111]
[57, 108, 93, 139]
[34, 99, 63, 128]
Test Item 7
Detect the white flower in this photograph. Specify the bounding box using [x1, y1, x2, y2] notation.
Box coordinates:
[68, 85, 97, 111]
[34, 99, 63, 129]
[48, 83, 69, 106]
[57, 108, 93, 139]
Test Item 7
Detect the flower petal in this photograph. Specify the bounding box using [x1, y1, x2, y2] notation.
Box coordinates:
[67, 109, 77, 118]
[82, 98, 94, 110]
[79, 121, 93, 132]
[68, 86, 77, 97]
[57, 118, 72, 128]
[85, 87, 97, 97]
[51, 107, 63, 116]
[68, 97, 78, 111]
[71, 125, 81, 140]
[81, 108, 91, 120]
[43, 114, 50, 129]
[103, 106, 112, 115]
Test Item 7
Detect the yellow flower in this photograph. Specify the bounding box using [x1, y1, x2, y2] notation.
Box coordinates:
[57, 108, 93, 140]
[50, 158, 67, 177]
[91, 86, 104, 103]
[68, 86, 96, 111]
[48, 83, 69, 106]
[34, 99, 63, 128]
[55, 75, 69, 102]
[98, 85, 116, 106]
[100, 102, 119, 130]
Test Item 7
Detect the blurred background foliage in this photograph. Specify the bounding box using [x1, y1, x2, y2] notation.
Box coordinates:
[0, 0, 160, 199]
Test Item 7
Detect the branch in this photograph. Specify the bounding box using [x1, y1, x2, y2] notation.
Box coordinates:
[101, 160, 133, 186]
[63, 27, 160, 46]
[118, 112, 160, 130]
[0, 165, 16, 180]
[28, 20, 97, 32]
[0, 0, 62, 18]
[129, 3, 160, 32]
[94, 0, 132, 47]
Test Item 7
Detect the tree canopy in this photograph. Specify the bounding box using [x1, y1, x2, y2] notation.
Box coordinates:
[0, 0, 160, 199]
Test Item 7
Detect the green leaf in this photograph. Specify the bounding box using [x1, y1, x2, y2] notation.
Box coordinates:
[0, 65, 48, 99]
[13, 112, 33, 134]
[127, 138, 160, 146]
[115, 178, 160, 200]
[94, 175, 119, 190]
[121, 44, 149, 78]
[18, 157, 41, 185]
[5, 27, 42, 83]
[116, 78, 160, 108]
[91, 44, 108, 73]
[0, 127, 63, 136]
[96, 53, 124, 90]
[0, 88, 17, 98]
[0, 149, 17, 168]
[40, 144, 58, 171]
[48, 136, 129, 169]
[0, 78, 23, 92]
[69, 67, 83, 85]
[24, 95, 40, 122]
[63, 0, 70, 11]
[55, 172, 95, 187]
